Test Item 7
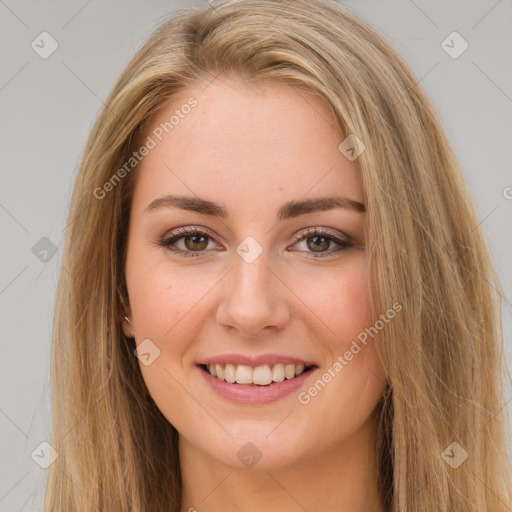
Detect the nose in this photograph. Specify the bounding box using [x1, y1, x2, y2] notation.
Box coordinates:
[216, 252, 291, 338]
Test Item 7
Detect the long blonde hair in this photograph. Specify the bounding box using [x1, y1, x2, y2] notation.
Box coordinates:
[45, 1, 512, 510]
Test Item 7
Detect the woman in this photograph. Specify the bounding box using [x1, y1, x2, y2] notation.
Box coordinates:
[44, 0, 512, 510]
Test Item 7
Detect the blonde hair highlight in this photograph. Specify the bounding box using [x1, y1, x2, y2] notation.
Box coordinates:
[45, 1, 512, 510]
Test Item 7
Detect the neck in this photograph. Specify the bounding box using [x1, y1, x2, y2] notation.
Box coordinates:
[178, 414, 384, 512]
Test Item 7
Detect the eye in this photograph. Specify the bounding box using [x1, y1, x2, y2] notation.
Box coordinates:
[158, 226, 222, 258]
[289, 227, 352, 258]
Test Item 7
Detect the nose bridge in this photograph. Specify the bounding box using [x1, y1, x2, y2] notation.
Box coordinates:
[233, 251, 271, 299]
[216, 248, 290, 335]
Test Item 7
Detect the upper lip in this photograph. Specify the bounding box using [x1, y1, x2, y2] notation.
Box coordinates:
[197, 353, 317, 367]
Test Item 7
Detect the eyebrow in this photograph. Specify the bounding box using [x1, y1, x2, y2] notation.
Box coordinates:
[144, 194, 366, 219]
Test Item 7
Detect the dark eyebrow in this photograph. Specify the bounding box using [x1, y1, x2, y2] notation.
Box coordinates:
[144, 194, 365, 219]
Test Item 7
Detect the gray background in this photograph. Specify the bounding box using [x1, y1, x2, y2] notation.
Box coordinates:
[1, 0, 511, 510]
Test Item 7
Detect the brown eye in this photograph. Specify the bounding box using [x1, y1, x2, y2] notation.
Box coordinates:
[184, 234, 209, 251]
[307, 235, 330, 252]
[290, 228, 352, 258]
[159, 227, 222, 258]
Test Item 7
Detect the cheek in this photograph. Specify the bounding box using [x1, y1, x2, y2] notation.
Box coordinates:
[299, 255, 372, 348]
[126, 259, 211, 429]
[296, 255, 384, 396]
[126, 251, 215, 344]
[297, 262, 385, 440]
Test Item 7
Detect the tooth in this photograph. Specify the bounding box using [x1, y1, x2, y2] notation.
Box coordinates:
[272, 363, 285, 382]
[235, 365, 253, 384]
[224, 364, 236, 383]
[285, 364, 295, 379]
[210, 362, 308, 384]
[253, 365, 272, 385]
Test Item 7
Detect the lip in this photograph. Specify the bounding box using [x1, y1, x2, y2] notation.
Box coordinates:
[197, 364, 318, 404]
[197, 353, 316, 367]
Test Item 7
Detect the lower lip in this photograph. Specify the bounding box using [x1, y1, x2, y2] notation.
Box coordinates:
[198, 365, 317, 404]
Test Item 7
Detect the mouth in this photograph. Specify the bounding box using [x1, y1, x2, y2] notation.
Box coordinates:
[198, 362, 317, 386]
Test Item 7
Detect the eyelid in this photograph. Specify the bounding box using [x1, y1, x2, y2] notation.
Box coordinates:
[291, 226, 350, 244]
[164, 225, 219, 241]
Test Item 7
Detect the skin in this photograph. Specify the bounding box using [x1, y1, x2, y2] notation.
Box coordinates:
[122, 76, 387, 511]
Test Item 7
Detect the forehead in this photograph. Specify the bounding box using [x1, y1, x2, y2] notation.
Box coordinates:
[131, 77, 363, 213]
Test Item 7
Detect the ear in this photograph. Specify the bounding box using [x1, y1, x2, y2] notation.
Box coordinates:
[122, 311, 134, 338]
[120, 294, 134, 338]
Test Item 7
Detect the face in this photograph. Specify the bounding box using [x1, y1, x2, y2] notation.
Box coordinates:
[122, 77, 386, 470]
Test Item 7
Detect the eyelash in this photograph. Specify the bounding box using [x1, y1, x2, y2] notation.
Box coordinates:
[158, 226, 352, 259]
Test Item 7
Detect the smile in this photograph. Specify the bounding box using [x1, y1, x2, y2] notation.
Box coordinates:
[200, 363, 315, 386]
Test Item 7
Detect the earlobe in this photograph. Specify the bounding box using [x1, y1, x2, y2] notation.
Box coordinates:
[120, 291, 134, 338]
[121, 297, 134, 338]
[122, 314, 134, 338]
